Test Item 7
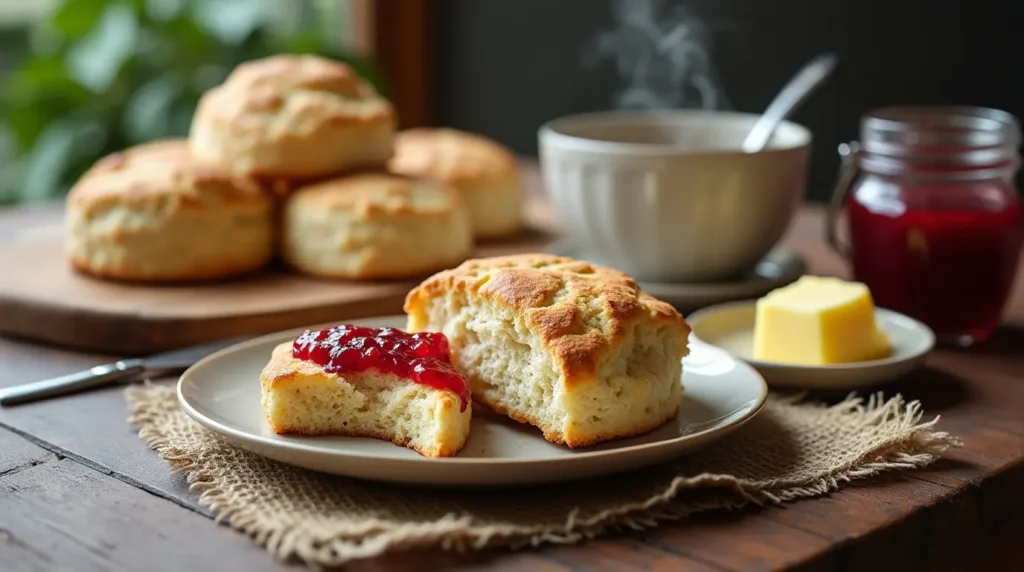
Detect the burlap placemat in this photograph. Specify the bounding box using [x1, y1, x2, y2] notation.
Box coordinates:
[126, 384, 958, 567]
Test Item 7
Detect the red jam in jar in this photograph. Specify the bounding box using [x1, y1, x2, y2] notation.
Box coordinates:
[292, 325, 469, 411]
[834, 106, 1023, 344]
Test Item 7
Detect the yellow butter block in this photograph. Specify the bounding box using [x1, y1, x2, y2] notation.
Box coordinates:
[753, 276, 891, 365]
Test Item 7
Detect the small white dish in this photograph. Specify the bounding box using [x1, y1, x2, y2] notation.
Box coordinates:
[686, 301, 936, 389]
[177, 315, 768, 487]
[549, 240, 806, 313]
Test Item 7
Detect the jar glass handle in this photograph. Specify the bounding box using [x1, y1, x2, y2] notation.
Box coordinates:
[825, 141, 862, 259]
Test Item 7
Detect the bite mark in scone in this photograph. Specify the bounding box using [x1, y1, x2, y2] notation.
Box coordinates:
[404, 253, 689, 448]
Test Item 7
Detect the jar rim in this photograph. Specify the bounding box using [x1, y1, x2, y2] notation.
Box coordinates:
[864, 105, 1020, 137]
[860, 106, 1021, 166]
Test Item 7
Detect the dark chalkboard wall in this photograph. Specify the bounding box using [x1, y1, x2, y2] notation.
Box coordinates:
[433, 0, 1024, 202]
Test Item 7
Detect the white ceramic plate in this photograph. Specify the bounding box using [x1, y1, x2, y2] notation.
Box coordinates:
[686, 301, 935, 390]
[548, 240, 806, 313]
[178, 315, 767, 487]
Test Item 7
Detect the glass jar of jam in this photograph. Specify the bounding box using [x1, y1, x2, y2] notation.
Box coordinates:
[827, 106, 1023, 345]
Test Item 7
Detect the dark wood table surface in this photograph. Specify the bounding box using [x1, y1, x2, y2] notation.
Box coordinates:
[1, 198, 1023, 572]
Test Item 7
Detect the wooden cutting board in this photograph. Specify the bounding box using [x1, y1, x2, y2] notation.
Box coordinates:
[0, 200, 561, 355]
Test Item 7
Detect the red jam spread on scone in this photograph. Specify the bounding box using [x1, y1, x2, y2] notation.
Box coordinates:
[292, 325, 469, 411]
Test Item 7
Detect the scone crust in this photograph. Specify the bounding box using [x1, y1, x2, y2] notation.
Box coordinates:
[388, 128, 518, 189]
[281, 173, 474, 279]
[66, 139, 272, 282]
[67, 256, 269, 283]
[404, 253, 690, 389]
[388, 128, 523, 238]
[190, 54, 396, 177]
[288, 172, 459, 218]
[261, 342, 466, 457]
[67, 139, 268, 214]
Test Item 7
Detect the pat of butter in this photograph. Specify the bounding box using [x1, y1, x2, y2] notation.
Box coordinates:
[753, 276, 891, 365]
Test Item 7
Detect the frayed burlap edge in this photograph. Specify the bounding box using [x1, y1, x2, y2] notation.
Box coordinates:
[126, 385, 959, 567]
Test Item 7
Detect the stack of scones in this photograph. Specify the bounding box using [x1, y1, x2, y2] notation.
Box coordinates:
[65, 54, 523, 282]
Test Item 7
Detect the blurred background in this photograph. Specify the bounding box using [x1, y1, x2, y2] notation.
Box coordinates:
[2, 0, 1022, 206]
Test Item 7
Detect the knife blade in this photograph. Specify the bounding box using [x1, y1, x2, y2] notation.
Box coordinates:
[0, 335, 253, 407]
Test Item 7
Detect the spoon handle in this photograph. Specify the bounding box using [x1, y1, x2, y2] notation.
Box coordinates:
[742, 53, 839, 153]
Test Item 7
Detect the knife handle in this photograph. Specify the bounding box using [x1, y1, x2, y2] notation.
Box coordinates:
[0, 359, 146, 406]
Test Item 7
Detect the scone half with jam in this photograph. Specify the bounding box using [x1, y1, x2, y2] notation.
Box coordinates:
[404, 253, 689, 448]
[260, 325, 471, 458]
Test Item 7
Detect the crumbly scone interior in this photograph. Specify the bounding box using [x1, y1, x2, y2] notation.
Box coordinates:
[262, 367, 470, 458]
[415, 288, 682, 445]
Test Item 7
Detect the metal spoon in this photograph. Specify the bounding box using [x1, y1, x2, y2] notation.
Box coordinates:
[741, 53, 839, 153]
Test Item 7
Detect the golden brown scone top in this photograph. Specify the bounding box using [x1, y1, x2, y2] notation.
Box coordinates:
[231, 54, 373, 100]
[389, 128, 518, 189]
[405, 254, 689, 383]
[198, 54, 393, 126]
[67, 139, 268, 214]
[288, 172, 460, 218]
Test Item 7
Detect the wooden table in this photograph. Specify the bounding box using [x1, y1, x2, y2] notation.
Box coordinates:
[1, 200, 1022, 572]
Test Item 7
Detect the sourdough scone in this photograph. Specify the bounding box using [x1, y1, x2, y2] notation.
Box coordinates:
[190, 54, 395, 178]
[404, 254, 689, 448]
[388, 128, 523, 239]
[66, 139, 272, 282]
[260, 327, 472, 458]
[281, 173, 473, 279]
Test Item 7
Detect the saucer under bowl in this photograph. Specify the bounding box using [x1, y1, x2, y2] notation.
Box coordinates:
[548, 240, 806, 313]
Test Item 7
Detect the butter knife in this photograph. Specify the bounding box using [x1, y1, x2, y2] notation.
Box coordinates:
[0, 335, 251, 406]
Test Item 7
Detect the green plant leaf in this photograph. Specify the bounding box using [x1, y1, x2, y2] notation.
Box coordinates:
[157, 14, 213, 61]
[192, 0, 274, 46]
[66, 2, 140, 93]
[4, 56, 89, 108]
[16, 117, 110, 202]
[50, 0, 109, 40]
[2, 55, 89, 150]
[281, 30, 323, 54]
[2, 0, 382, 204]
[346, 55, 388, 97]
[123, 75, 186, 143]
[168, 102, 197, 137]
[189, 63, 231, 93]
[5, 107, 52, 151]
[145, 0, 186, 22]
[0, 125, 19, 204]
[18, 120, 81, 201]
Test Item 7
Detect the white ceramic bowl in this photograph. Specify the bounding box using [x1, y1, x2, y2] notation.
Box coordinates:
[538, 110, 812, 283]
